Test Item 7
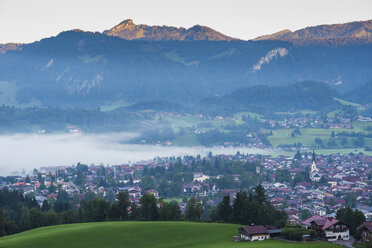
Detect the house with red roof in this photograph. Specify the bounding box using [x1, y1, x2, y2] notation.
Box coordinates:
[238, 225, 270, 241]
[302, 215, 349, 241]
[357, 222, 372, 244]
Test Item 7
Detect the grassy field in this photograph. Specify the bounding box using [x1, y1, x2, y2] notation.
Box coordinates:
[159, 111, 372, 153]
[161, 115, 237, 133]
[333, 97, 361, 107]
[172, 135, 200, 146]
[0, 221, 341, 248]
[268, 122, 372, 149]
[163, 197, 183, 203]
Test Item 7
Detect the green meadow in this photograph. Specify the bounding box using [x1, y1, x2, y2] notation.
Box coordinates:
[0, 222, 341, 248]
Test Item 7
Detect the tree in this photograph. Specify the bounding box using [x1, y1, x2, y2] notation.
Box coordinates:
[48, 184, 56, 194]
[111, 191, 130, 221]
[315, 137, 323, 145]
[74, 170, 85, 186]
[216, 196, 233, 222]
[254, 184, 266, 205]
[158, 179, 169, 197]
[300, 209, 311, 221]
[185, 197, 203, 221]
[43, 210, 58, 226]
[41, 200, 51, 212]
[25, 175, 31, 183]
[59, 209, 76, 224]
[345, 193, 357, 208]
[56, 190, 70, 203]
[84, 191, 97, 202]
[353, 137, 365, 147]
[129, 202, 141, 220]
[336, 207, 365, 237]
[281, 226, 316, 241]
[0, 208, 7, 236]
[105, 191, 116, 204]
[80, 198, 110, 222]
[158, 201, 181, 221]
[233, 191, 248, 224]
[216, 175, 234, 189]
[141, 176, 156, 192]
[140, 194, 158, 220]
[275, 169, 291, 183]
[293, 171, 310, 186]
[294, 151, 302, 160]
[23, 208, 44, 229]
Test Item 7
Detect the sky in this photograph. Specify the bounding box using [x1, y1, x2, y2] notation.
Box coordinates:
[0, 0, 371, 43]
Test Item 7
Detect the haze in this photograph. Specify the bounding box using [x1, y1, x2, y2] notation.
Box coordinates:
[0, 133, 272, 176]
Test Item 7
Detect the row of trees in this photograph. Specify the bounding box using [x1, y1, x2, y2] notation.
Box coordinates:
[211, 185, 287, 227]
[0, 187, 207, 237]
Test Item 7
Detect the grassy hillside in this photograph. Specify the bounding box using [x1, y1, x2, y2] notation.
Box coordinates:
[0, 221, 341, 248]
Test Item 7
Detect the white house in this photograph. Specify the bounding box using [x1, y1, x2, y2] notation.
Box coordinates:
[239, 225, 270, 241]
[302, 216, 350, 241]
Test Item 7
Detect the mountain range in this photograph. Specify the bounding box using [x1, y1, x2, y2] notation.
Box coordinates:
[0, 19, 371, 109]
[254, 19, 372, 44]
[103, 19, 237, 41]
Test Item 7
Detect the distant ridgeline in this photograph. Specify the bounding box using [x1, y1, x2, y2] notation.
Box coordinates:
[343, 80, 372, 105]
[0, 19, 371, 109]
[0, 80, 369, 134]
[196, 81, 341, 115]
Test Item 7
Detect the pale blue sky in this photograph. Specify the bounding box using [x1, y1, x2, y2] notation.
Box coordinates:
[0, 0, 371, 43]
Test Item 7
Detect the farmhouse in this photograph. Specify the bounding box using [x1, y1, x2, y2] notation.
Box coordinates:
[357, 222, 372, 244]
[238, 225, 270, 241]
[302, 215, 349, 241]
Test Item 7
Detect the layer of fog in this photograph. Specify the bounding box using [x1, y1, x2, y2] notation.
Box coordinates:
[0, 133, 274, 176]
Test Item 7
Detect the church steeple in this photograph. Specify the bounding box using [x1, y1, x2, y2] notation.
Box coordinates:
[311, 150, 317, 172]
[312, 150, 316, 163]
[310, 150, 320, 181]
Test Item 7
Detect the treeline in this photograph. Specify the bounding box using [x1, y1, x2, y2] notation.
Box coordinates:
[0, 184, 287, 237]
[211, 185, 287, 226]
[0, 188, 193, 236]
[336, 131, 372, 138]
[343, 79, 372, 105]
[196, 129, 271, 147]
[141, 156, 266, 198]
[197, 81, 340, 115]
[0, 105, 139, 133]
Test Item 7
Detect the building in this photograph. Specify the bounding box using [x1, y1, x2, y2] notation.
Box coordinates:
[302, 215, 349, 241]
[238, 225, 270, 241]
[145, 189, 159, 198]
[357, 222, 372, 244]
[288, 214, 299, 224]
[310, 151, 321, 182]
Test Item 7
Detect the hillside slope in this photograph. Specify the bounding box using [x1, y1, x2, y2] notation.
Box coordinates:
[0, 20, 371, 108]
[197, 81, 340, 114]
[0, 221, 341, 248]
[343, 79, 372, 104]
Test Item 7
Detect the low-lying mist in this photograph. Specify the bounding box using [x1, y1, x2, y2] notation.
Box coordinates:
[0, 132, 271, 176]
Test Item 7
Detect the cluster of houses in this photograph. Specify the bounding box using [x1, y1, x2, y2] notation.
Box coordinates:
[1, 151, 372, 241]
[239, 215, 350, 242]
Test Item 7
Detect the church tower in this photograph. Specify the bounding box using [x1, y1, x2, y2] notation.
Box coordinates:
[310, 150, 321, 181]
[311, 150, 318, 173]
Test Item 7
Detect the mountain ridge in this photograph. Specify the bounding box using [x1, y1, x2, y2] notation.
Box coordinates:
[103, 19, 238, 41]
[0, 19, 371, 109]
[254, 19, 372, 44]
